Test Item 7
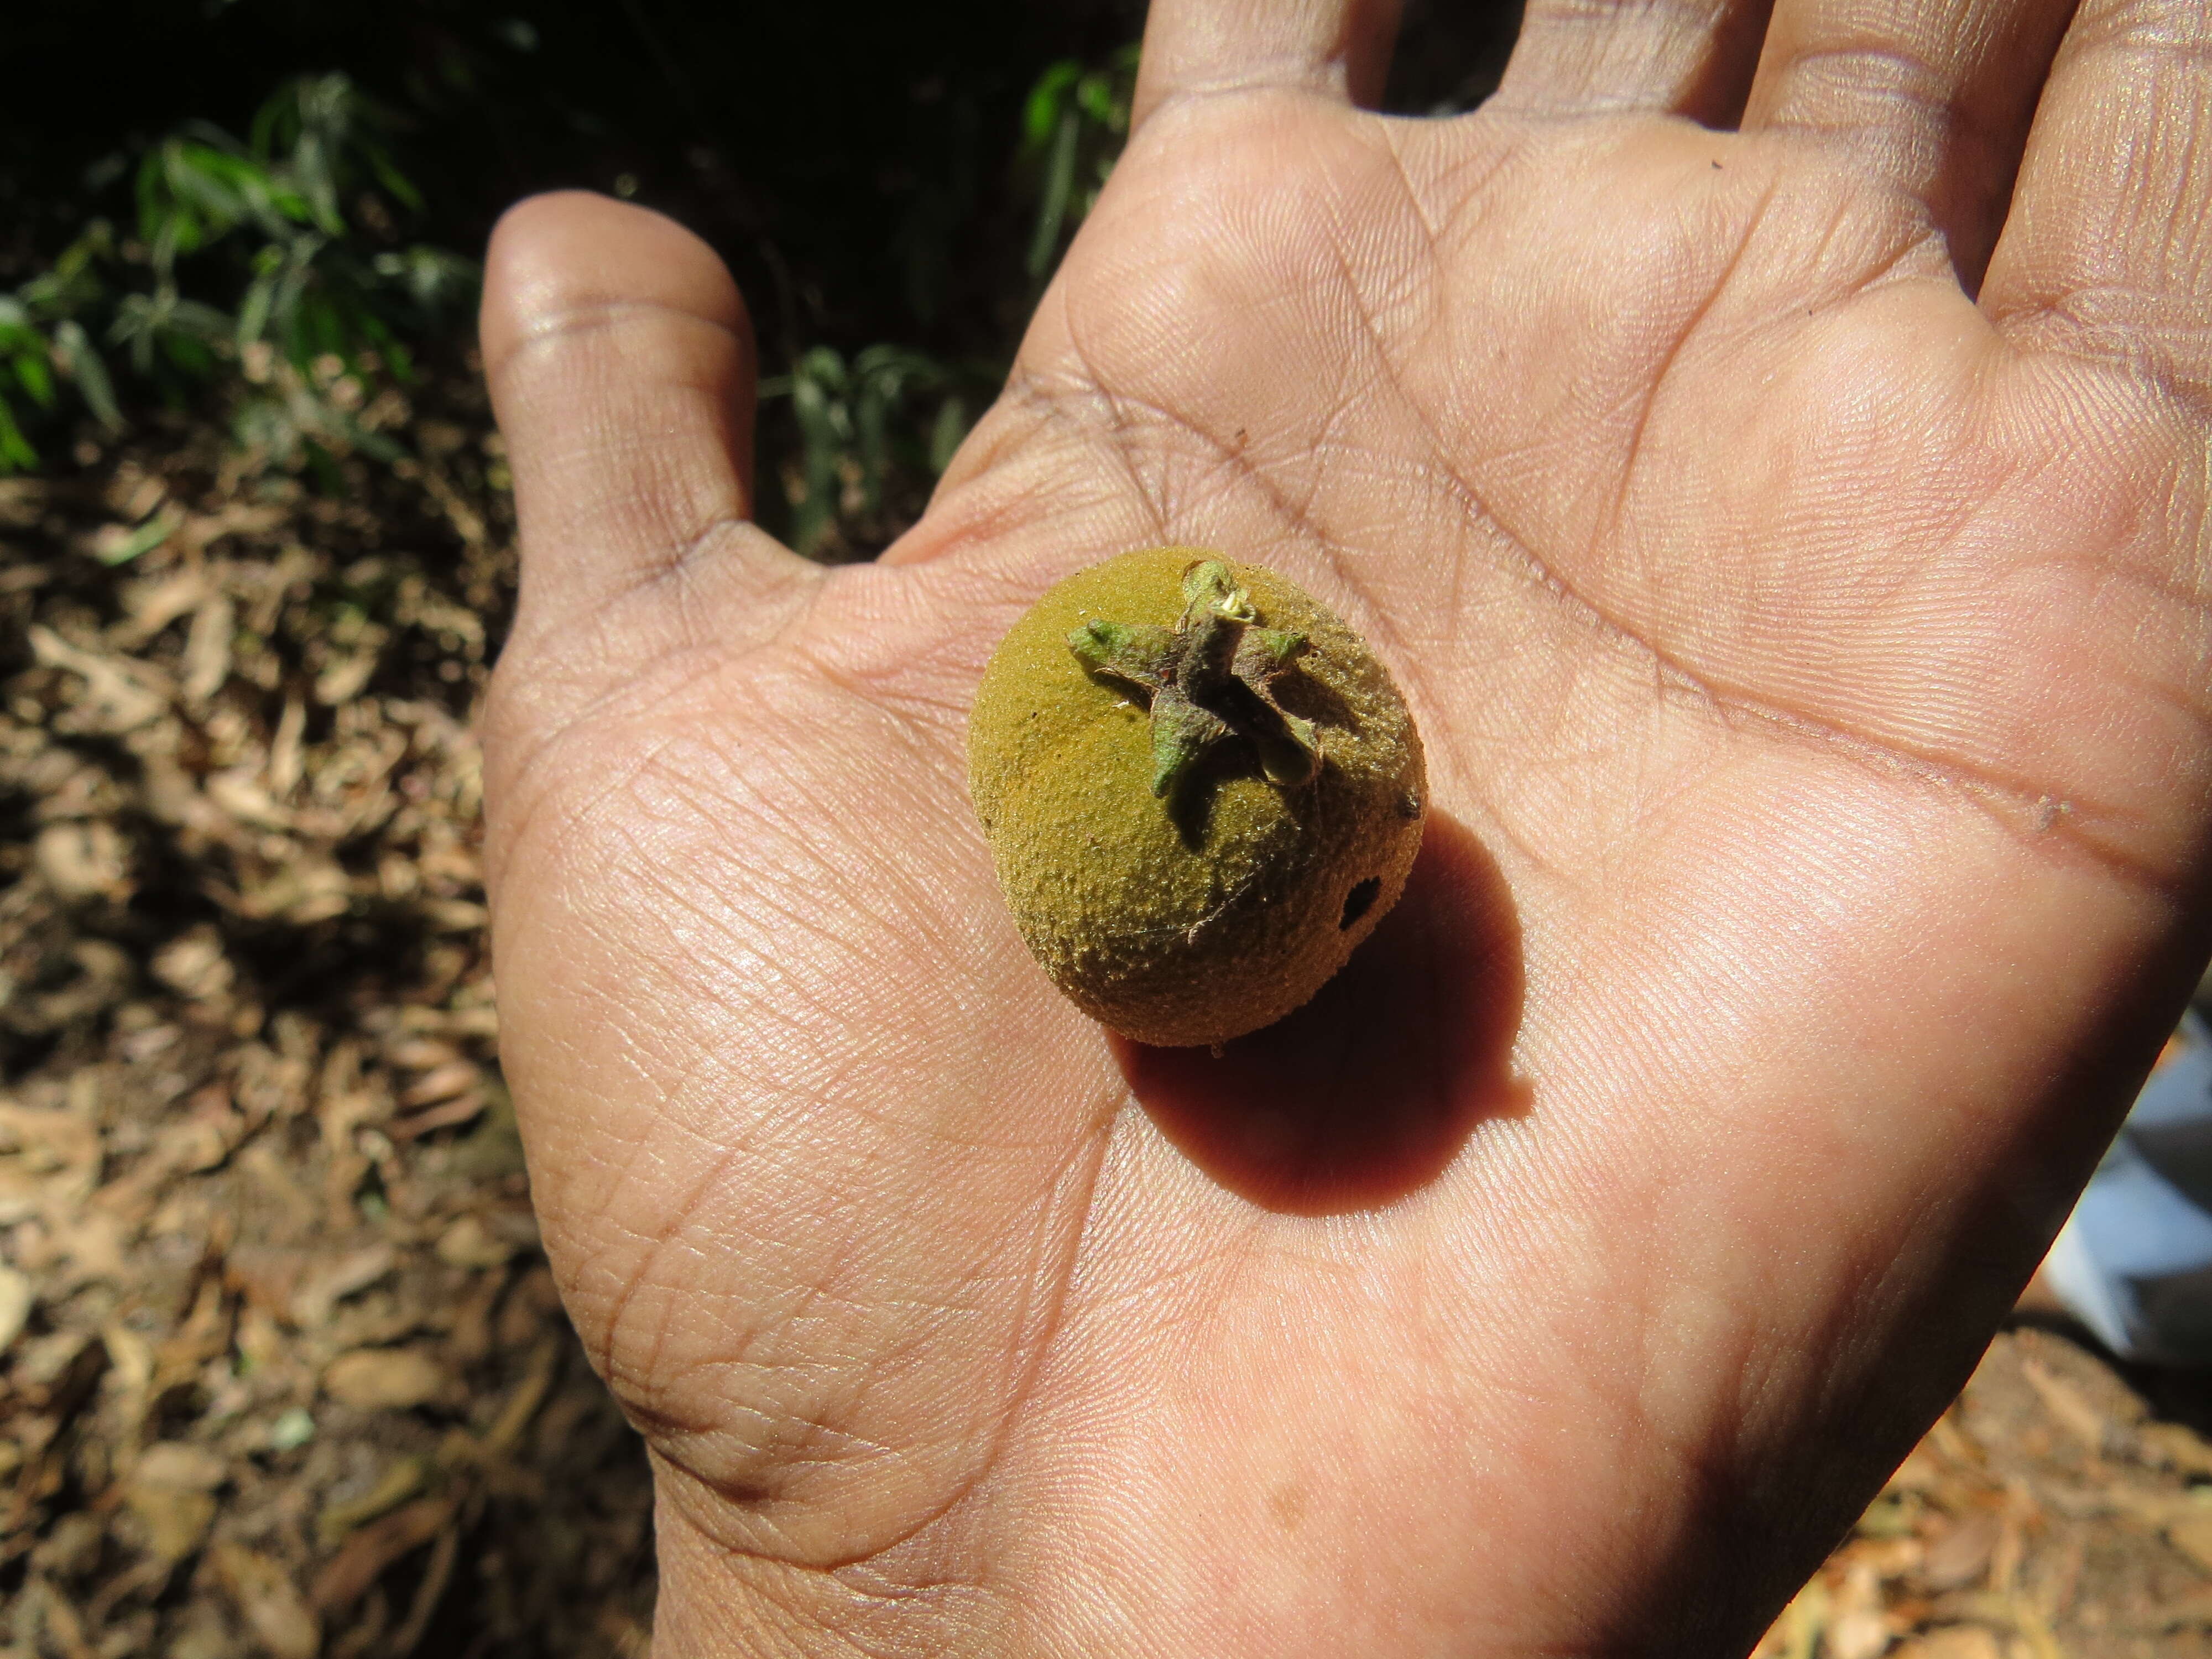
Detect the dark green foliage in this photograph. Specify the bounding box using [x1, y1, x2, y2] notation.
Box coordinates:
[764, 345, 982, 559]
[764, 44, 1139, 559]
[2, 74, 476, 479]
[1020, 46, 1141, 286]
[4, 0, 1523, 551]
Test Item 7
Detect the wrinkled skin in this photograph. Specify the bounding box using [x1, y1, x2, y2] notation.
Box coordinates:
[479, 0, 2212, 1652]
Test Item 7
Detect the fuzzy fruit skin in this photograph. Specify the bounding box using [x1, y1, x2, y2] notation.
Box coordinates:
[968, 547, 1427, 1047]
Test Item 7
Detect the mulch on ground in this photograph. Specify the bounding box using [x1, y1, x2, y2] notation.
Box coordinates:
[1, 380, 650, 1657]
[4, 385, 2211, 1656]
[1759, 1329, 2212, 1659]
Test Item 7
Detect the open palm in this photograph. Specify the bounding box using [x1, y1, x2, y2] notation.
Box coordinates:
[481, 0, 2212, 1652]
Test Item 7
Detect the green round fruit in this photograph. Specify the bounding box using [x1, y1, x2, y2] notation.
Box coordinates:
[968, 547, 1427, 1047]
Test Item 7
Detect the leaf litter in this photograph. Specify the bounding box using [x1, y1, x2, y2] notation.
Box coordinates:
[1, 379, 651, 1657]
[1755, 1327, 2212, 1658]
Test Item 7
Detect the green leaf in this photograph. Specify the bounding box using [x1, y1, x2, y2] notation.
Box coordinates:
[928, 396, 969, 475]
[236, 272, 275, 347]
[369, 152, 424, 215]
[293, 132, 345, 233]
[98, 508, 181, 565]
[159, 330, 218, 380]
[855, 378, 891, 515]
[170, 298, 237, 341]
[165, 142, 255, 227]
[0, 394, 38, 472]
[1023, 61, 1082, 150]
[55, 322, 123, 432]
[1077, 71, 1117, 128]
[797, 344, 847, 390]
[12, 351, 55, 409]
[0, 67, 483, 482]
[789, 362, 847, 557]
[1026, 106, 1081, 280]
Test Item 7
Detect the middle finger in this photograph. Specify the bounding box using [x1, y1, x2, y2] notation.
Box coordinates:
[1496, 0, 1774, 126]
[1738, 0, 2078, 289]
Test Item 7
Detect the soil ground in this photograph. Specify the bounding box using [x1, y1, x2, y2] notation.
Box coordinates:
[4, 392, 2211, 1656]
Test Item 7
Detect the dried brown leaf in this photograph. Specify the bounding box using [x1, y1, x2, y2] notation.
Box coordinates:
[389, 1092, 486, 1141]
[123, 1480, 217, 1562]
[179, 501, 288, 557]
[32, 820, 132, 903]
[323, 1346, 447, 1412]
[2151, 1587, 2212, 1631]
[211, 1541, 321, 1659]
[397, 1060, 478, 1110]
[205, 770, 293, 832]
[0, 389, 661, 1653]
[314, 649, 380, 707]
[156, 1276, 234, 1381]
[28, 625, 170, 734]
[2167, 1510, 2212, 1576]
[114, 566, 212, 645]
[290, 1244, 396, 1329]
[432, 1214, 513, 1270]
[1891, 1629, 2003, 1659]
[21, 1577, 98, 1659]
[317, 1454, 431, 1546]
[309, 1496, 455, 1614]
[151, 926, 236, 1003]
[484, 1336, 560, 1456]
[1921, 1511, 2002, 1592]
[0, 1102, 102, 1220]
[131, 1442, 228, 1490]
[2139, 1421, 2212, 1480]
[2017, 1357, 2115, 1458]
[0, 1263, 33, 1354]
[384, 1037, 459, 1072]
[180, 591, 235, 704]
[268, 695, 306, 795]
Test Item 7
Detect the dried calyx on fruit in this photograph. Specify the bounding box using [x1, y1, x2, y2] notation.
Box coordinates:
[1069, 560, 1319, 799]
[968, 547, 1427, 1048]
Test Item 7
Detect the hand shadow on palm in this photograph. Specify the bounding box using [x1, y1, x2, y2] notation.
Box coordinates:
[1116, 809, 1526, 1214]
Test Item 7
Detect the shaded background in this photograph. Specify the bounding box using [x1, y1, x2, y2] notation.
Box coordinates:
[8, 3, 2212, 1656]
[3, 0, 1520, 557]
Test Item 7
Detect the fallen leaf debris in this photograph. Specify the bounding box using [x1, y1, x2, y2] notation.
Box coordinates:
[1, 387, 653, 1657]
[1756, 1329, 2212, 1659]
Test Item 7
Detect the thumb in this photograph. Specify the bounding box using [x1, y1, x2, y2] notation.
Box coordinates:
[479, 191, 813, 676]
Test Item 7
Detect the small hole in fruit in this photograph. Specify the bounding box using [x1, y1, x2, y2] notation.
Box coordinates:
[1340, 878, 1381, 931]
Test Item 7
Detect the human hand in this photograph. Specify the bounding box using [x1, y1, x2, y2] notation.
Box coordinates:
[478, 0, 2212, 1650]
